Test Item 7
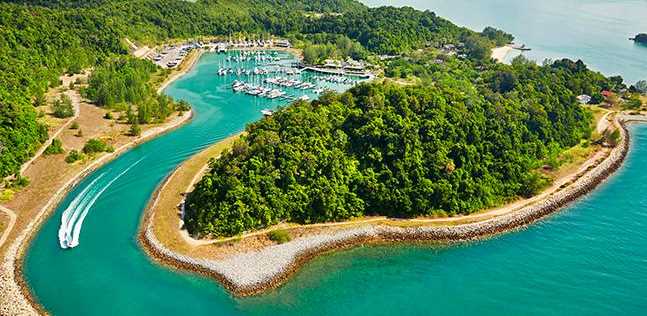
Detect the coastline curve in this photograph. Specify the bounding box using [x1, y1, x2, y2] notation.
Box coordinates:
[139, 117, 636, 297]
[0, 70, 196, 314]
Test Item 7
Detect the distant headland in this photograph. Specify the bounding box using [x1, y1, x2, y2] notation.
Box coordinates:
[630, 33, 647, 44]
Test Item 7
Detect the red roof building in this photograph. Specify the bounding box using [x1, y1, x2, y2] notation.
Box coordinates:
[601, 90, 614, 97]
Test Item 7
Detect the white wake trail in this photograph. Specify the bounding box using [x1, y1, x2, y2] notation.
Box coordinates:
[58, 174, 105, 248]
[64, 156, 146, 249]
[62, 179, 105, 244]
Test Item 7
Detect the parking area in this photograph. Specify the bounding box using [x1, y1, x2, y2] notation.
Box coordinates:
[150, 44, 198, 69]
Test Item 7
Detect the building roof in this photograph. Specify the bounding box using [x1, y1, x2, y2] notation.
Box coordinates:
[601, 90, 614, 97]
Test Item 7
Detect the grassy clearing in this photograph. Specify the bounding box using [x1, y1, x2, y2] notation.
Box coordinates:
[541, 141, 598, 181]
[0, 189, 14, 202]
[267, 229, 291, 244]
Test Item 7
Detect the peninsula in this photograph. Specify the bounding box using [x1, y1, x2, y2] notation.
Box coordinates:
[142, 40, 645, 297]
[1, 0, 646, 314]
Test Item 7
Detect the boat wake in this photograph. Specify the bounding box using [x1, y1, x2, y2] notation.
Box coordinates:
[58, 157, 145, 249]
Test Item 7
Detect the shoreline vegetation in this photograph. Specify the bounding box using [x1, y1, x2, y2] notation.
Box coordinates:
[3, 0, 644, 313]
[139, 112, 639, 297]
[0, 48, 197, 314]
[137, 43, 642, 294]
[137, 38, 640, 297]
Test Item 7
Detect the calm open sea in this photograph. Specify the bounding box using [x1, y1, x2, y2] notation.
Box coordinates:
[364, 0, 647, 83]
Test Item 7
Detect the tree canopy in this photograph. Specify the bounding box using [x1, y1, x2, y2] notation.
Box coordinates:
[0, 0, 497, 178]
[184, 55, 619, 237]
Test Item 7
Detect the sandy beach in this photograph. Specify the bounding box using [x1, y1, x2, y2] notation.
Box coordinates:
[491, 45, 514, 63]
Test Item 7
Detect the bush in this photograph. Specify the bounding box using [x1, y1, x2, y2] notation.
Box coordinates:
[590, 92, 604, 104]
[33, 94, 47, 107]
[623, 95, 642, 110]
[175, 100, 192, 112]
[82, 138, 114, 154]
[520, 171, 551, 198]
[267, 230, 291, 244]
[607, 129, 621, 147]
[129, 122, 141, 136]
[103, 112, 113, 119]
[9, 175, 30, 189]
[65, 150, 84, 163]
[44, 139, 64, 155]
[70, 121, 80, 129]
[52, 95, 75, 118]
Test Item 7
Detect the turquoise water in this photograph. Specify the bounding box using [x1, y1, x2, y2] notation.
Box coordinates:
[23, 51, 354, 315]
[23, 4, 647, 315]
[363, 0, 647, 84]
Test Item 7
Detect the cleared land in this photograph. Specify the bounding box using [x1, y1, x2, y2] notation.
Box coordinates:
[0, 50, 195, 312]
[1, 70, 188, 249]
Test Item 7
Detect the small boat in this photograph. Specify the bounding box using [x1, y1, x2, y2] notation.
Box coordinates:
[510, 43, 532, 51]
[261, 109, 274, 116]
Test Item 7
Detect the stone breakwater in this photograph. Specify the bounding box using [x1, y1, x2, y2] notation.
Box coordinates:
[140, 120, 632, 297]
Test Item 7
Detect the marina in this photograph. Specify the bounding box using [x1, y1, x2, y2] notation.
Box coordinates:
[23, 50, 362, 314]
[211, 50, 364, 102]
[149, 39, 293, 69]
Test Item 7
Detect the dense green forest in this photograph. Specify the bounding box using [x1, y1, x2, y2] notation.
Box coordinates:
[1, 0, 501, 179]
[83, 56, 181, 124]
[184, 56, 622, 237]
[300, 35, 369, 65]
[1, 0, 626, 238]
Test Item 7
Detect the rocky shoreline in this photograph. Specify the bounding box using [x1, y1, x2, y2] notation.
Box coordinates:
[139, 118, 632, 297]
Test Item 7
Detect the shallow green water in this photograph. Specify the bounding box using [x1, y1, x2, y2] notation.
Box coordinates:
[363, 0, 647, 83]
[24, 3, 647, 314]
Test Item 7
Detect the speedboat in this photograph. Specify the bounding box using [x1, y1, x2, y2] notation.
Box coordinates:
[261, 109, 274, 116]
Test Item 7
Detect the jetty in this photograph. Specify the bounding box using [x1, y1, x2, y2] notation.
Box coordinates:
[510, 43, 532, 51]
[232, 80, 291, 100]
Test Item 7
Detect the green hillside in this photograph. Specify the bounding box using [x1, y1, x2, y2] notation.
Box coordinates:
[0, 0, 477, 178]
